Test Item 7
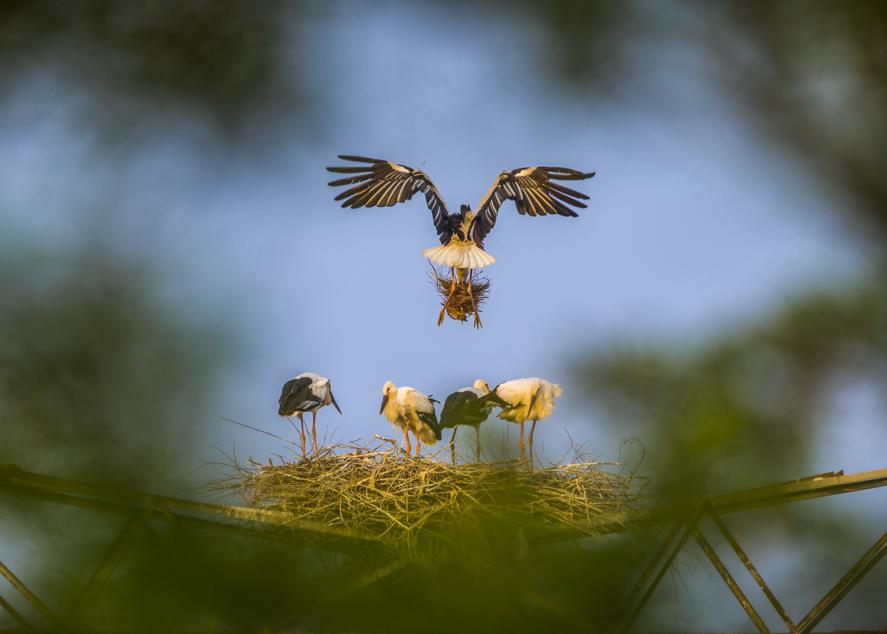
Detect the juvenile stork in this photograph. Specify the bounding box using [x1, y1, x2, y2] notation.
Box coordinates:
[327, 155, 594, 327]
[278, 372, 342, 457]
[379, 381, 441, 456]
[439, 380, 508, 462]
[494, 377, 563, 462]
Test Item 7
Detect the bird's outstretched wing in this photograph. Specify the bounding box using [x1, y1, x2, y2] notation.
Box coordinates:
[327, 155, 455, 245]
[278, 377, 320, 416]
[469, 166, 594, 247]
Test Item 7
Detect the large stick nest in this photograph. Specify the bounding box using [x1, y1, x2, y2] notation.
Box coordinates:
[429, 267, 491, 322]
[219, 442, 637, 561]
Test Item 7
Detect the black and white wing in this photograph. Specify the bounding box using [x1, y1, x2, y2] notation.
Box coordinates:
[439, 390, 480, 429]
[327, 155, 456, 245]
[469, 166, 595, 247]
[278, 377, 320, 416]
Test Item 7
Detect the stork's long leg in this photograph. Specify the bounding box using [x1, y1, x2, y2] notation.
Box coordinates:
[402, 426, 411, 455]
[296, 413, 307, 458]
[311, 411, 318, 458]
[528, 420, 538, 469]
[415, 433, 421, 457]
[450, 427, 458, 464]
[475, 425, 481, 462]
[468, 272, 482, 329]
[437, 267, 457, 326]
[519, 420, 526, 461]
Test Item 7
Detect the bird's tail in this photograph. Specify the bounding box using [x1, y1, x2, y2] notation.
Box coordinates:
[422, 239, 496, 269]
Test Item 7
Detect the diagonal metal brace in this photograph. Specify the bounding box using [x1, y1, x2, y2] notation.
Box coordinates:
[619, 505, 704, 633]
[62, 505, 155, 626]
[708, 511, 797, 633]
[0, 559, 55, 626]
[692, 526, 770, 634]
[0, 590, 32, 630]
[796, 530, 887, 634]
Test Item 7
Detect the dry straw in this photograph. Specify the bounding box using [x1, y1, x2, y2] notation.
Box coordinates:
[429, 267, 491, 322]
[219, 440, 637, 561]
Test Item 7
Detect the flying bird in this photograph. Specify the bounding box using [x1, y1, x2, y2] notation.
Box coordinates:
[379, 380, 441, 456]
[278, 372, 342, 457]
[327, 155, 594, 327]
[439, 380, 508, 462]
[493, 377, 563, 463]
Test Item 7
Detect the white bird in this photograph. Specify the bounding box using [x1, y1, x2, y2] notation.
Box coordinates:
[493, 377, 563, 462]
[327, 156, 594, 327]
[278, 372, 342, 457]
[379, 380, 441, 456]
[439, 380, 508, 462]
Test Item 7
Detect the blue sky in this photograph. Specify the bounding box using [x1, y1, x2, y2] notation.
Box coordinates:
[1, 2, 872, 471]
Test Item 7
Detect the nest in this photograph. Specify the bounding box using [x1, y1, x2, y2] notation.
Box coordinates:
[429, 267, 491, 322]
[218, 442, 636, 561]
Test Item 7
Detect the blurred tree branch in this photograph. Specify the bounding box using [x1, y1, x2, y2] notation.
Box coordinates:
[0, 0, 300, 138]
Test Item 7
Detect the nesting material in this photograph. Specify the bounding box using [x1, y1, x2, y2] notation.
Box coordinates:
[429, 267, 491, 322]
[221, 443, 635, 559]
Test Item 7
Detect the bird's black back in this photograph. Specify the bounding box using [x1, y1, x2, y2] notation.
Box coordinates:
[440, 391, 486, 429]
[278, 377, 320, 416]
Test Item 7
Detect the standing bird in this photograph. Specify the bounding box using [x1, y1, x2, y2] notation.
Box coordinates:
[278, 372, 342, 457]
[379, 380, 441, 456]
[327, 156, 594, 327]
[494, 378, 563, 463]
[439, 380, 508, 462]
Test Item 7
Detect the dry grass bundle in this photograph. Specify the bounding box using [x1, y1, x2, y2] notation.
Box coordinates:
[220, 442, 636, 561]
[429, 267, 491, 322]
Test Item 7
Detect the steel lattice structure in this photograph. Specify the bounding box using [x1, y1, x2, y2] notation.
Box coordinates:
[1, 463, 885, 633]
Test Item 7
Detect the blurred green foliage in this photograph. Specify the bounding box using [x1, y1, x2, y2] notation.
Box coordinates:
[0, 0, 297, 136]
[0, 242, 225, 490]
[577, 277, 887, 501]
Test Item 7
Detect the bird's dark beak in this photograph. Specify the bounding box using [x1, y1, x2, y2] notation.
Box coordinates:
[527, 386, 542, 418]
[330, 390, 342, 415]
[379, 393, 389, 415]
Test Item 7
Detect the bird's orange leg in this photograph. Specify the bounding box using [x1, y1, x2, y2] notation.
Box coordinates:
[311, 411, 318, 458]
[468, 273, 482, 329]
[528, 420, 538, 469]
[403, 427, 411, 455]
[297, 414, 307, 458]
[437, 267, 457, 326]
[519, 420, 526, 461]
[415, 433, 421, 457]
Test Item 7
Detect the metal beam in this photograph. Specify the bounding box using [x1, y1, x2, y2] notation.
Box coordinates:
[619, 506, 703, 634]
[0, 464, 383, 554]
[709, 512, 797, 633]
[0, 560, 54, 626]
[796, 531, 887, 634]
[0, 591, 31, 630]
[692, 527, 770, 634]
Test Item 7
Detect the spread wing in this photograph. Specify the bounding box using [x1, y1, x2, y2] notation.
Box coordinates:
[469, 166, 594, 247]
[327, 155, 455, 245]
[278, 377, 319, 416]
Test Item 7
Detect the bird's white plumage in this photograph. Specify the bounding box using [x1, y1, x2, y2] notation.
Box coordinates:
[495, 377, 563, 423]
[295, 372, 336, 411]
[422, 241, 496, 269]
[380, 381, 438, 444]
